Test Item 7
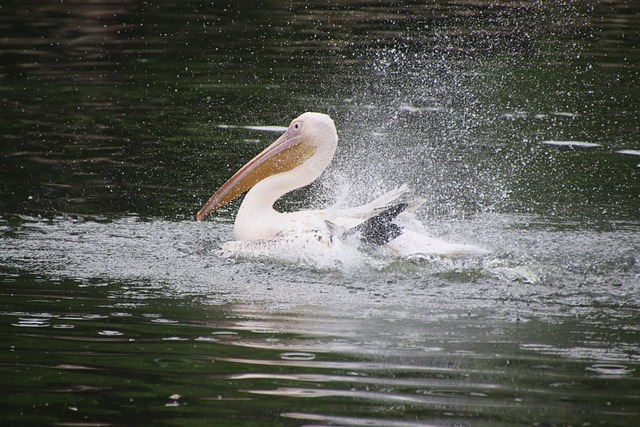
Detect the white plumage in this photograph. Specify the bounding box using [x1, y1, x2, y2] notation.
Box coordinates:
[197, 112, 488, 261]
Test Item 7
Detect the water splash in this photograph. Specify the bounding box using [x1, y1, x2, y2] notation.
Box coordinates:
[319, 46, 513, 223]
[1, 213, 637, 323]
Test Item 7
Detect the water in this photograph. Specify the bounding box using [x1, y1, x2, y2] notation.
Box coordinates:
[1, 1, 639, 426]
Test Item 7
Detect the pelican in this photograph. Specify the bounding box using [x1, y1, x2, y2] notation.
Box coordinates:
[196, 112, 489, 261]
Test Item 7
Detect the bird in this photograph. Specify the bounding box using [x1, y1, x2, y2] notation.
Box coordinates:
[196, 112, 489, 261]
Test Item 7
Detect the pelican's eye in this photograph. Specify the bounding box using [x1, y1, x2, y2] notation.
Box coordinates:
[290, 121, 302, 134]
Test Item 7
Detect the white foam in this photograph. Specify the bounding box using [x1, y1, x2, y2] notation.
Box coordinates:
[243, 125, 288, 132]
[217, 124, 287, 132]
[616, 149, 640, 157]
[551, 112, 579, 118]
[541, 140, 601, 148]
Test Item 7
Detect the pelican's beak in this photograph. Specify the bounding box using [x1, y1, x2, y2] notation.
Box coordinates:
[196, 128, 316, 221]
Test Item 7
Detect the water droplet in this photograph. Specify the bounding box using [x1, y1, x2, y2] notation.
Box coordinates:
[162, 336, 188, 341]
[151, 318, 178, 324]
[280, 352, 316, 361]
[586, 364, 635, 376]
[98, 330, 123, 336]
[12, 318, 49, 328]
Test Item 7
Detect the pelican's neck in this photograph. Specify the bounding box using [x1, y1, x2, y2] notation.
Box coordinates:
[233, 116, 338, 241]
[244, 168, 304, 212]
[234, 166, 317, 240]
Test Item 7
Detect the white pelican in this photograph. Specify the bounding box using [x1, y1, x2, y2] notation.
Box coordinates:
[196, 112, 489, 261]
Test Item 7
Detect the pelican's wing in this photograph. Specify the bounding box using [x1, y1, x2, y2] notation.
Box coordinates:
[387, 230, 491, 258]
[326, 184, 413, 221]
[344, 202, 407, 245]
[222, 229, 334, 259]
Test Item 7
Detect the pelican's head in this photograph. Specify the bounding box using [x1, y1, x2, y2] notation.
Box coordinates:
[196, 112, 338, 221]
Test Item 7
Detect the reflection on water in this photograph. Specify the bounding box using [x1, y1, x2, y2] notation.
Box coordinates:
[1, 213, 639, 425]
[1, 0, 640, 426]
[1, 269, 639, 426]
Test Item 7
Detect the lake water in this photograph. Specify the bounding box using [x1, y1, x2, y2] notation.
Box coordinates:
[1, 1, 639, 426]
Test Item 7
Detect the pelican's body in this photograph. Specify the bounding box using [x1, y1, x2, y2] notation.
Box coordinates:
[197, 112, 488, 261]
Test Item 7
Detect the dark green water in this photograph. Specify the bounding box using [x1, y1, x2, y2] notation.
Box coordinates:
[1, 1, 639, 426]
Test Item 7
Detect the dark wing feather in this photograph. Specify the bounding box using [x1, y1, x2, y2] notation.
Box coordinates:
[345, 202, 407, 245]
